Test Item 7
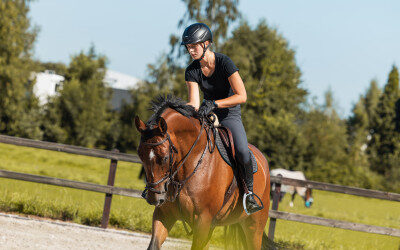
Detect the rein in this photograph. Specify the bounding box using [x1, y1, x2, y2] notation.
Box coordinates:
[141, 117, 211, 201]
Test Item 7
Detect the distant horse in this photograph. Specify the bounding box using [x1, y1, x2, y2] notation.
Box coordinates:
[134, 96, 272, 250]
[270, 168, 313, 208]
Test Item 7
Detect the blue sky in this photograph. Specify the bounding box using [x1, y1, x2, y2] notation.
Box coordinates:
[29, 0, 400, 117]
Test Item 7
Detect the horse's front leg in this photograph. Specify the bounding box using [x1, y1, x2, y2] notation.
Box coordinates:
[290, 191, 296, 207]
[191, 213, 214, 250]
[148, 207, 176, 250]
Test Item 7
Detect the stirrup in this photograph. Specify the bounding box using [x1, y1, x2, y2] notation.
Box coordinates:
[243, 192, 264, 215]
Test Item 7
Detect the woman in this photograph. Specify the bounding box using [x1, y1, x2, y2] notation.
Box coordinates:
[182, 23, 262, 214]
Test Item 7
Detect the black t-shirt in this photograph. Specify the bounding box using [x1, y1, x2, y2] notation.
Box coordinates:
[185, 52, 240, 119]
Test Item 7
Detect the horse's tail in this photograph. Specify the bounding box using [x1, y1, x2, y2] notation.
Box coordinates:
[261, 231, 280, 250]
[224, 225, 279, 250]
[224, 224, 246, 250]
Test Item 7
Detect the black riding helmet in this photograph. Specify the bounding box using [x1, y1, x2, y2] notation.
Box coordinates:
[181, 23, 213, 60]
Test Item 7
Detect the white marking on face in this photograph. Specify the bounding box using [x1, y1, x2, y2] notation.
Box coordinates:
[149, 150, 155, 161]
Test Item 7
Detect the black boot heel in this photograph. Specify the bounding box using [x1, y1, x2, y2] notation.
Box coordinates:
[243, 192, 264, 215]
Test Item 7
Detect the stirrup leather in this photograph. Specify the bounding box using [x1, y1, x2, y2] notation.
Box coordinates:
[243, 192, 264, 215]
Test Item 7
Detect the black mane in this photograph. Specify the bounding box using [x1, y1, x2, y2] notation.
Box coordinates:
[146, 95, 198, 126]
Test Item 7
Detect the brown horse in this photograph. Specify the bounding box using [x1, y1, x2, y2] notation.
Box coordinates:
[134, 96, 271, 250]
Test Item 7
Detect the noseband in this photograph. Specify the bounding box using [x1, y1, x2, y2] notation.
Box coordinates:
[140, 118, 212, 202]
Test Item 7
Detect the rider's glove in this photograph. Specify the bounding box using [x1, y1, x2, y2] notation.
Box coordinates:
[198, 100, 218, 117]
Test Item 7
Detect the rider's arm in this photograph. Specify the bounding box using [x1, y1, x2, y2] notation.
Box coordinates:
[186, 81, 200, 110]
[214, 72, 247, 108]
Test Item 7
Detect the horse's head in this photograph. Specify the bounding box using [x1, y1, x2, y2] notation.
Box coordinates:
[135, 115, 175, 207]
[304, 188, 314, 208]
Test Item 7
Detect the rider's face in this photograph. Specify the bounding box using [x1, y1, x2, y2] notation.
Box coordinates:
[186, 42, 205, 60]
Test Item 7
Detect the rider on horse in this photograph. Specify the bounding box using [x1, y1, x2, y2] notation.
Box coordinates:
[182, 23, 263, 214]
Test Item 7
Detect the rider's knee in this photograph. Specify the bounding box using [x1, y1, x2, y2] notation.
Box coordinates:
[236, 147, 251, 166]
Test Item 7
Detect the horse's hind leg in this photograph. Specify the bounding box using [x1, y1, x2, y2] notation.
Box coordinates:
[191, 214, 214, 250]
[148, 207, 176, 250]
[290, 191, 296, 207]
[240, 208, 269, 250]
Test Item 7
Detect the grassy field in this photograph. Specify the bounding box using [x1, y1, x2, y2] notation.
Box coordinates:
[0, 142, 399, 249]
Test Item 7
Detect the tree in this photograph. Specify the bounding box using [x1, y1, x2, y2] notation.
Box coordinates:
[0, 0, 42, 139]
[347, 80, 381, 169]
[364, 80, 381, 129]
[220, 21, 308, 170]
[42, 47, 112, 147]
[347, 98, 369, 168]
[301, 91, 356, 185]
[35, 61, 68, 76]
[369, 65, 400, 176]
[117, 55, 188, 151]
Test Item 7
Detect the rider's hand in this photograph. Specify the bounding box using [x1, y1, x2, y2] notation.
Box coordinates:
[198, 100, 218, 117]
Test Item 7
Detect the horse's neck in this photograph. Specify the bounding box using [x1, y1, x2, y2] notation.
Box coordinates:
[163, 110, 212, 181]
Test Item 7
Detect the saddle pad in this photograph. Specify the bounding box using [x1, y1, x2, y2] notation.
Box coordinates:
[215, 129, 258, 173]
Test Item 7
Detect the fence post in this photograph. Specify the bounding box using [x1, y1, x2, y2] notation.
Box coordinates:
[268, 174, 282, 241]
[101, 149, 119, 229]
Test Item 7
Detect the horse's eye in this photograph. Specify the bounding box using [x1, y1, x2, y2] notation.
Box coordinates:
[163, 156, 168, 164]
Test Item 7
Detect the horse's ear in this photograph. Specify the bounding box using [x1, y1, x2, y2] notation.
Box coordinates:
[158, 117, 167, 135]
[134, 115, 146, 133]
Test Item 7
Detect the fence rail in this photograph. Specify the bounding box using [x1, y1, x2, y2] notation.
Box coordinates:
[0, 135, 399, 239]
[0, 169, 142, 198]
[269, 210, 400, 237]
[0, 135, 141, 163]
[270, 176, 400, 202]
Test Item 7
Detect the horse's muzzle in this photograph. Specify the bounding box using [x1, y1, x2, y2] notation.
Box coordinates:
[144, 186, 167, 207]
[146, 193, 167, 207]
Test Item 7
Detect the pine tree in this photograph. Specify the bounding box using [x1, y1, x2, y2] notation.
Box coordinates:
[364, 80, 381, 130]
[347, 81, 385, 189]
[369, 66, 400, 176]
[0, 0, 42, 139]
[348, 98, 370, 170]
[348, 80, 381, 168]
[301, 90, 354, 185]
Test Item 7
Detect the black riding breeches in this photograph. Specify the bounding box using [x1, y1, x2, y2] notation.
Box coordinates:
[220, 115, 251, 167]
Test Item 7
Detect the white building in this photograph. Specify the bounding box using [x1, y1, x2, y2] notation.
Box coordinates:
[104, 70, 140, 90]
[104, 70, 141, 110]
[33, 69, 140, 110]
[33, 70, 65, 105]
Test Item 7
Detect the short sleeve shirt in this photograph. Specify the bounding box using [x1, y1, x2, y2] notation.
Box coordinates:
[185, 52, 240, 119]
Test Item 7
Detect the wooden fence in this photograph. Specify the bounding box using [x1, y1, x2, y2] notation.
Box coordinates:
[0, 134, 141, 228]
[267, 177, 400, 240]
[0, 134, 399, 239]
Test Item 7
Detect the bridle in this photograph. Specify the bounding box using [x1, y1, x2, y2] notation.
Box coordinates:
[140, 117, 214, 202]
[140, 132, 178, 196]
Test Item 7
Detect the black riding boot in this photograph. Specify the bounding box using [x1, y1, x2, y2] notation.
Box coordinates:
[242, 156, 263, 214]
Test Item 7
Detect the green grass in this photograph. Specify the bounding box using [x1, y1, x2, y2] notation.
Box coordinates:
[0, 142, 399, 249]
[270, 191, 400, 249]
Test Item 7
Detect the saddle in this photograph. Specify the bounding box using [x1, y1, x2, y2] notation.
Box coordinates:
[213, 123, 258, 174]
